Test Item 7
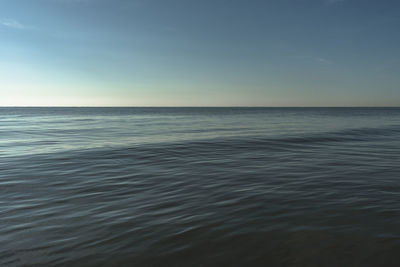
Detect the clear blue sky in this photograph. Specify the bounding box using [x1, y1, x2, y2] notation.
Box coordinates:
[1, 0, 399, 106]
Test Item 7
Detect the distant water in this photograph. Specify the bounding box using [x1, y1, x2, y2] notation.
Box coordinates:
[1, 107, 400, 267]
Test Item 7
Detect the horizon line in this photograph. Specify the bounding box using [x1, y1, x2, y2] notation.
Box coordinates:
[1, 106, 399, 108]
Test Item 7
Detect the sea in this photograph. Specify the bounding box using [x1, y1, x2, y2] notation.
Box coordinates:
[1, 107, 400, 266]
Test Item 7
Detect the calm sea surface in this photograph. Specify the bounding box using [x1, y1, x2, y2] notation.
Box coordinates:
[1, 107, 400, 266]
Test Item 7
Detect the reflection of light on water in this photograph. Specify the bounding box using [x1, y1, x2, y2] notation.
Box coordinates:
[1, 108, 399, 158]
[1, 107, 400, 266]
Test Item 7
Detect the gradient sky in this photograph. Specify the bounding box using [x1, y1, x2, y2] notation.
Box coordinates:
[1, 0, 399, 106]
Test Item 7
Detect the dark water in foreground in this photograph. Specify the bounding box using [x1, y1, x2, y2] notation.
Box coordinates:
[1, 107, 400, 266]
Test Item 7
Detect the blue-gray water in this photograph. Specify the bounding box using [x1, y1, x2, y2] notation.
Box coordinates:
[1, 107, 400, 266]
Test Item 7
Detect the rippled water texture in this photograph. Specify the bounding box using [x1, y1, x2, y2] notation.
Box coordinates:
[1, 107, 400, 266]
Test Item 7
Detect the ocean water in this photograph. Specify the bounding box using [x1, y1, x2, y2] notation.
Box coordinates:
[1, 107, 400, 266]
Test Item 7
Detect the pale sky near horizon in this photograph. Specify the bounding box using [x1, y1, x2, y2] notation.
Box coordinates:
[1, 0, 400, 106]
